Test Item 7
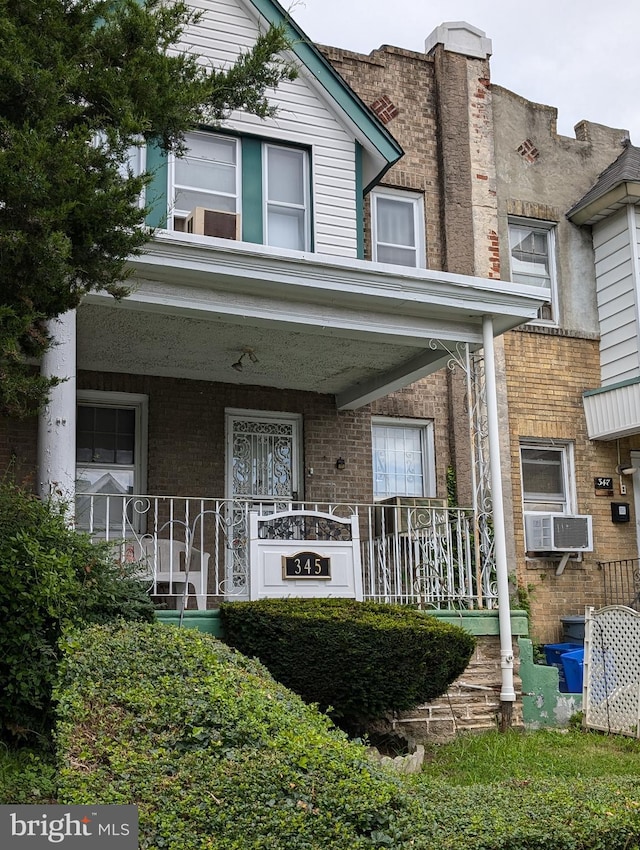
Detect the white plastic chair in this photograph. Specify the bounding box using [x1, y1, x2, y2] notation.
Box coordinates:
[125, 538, 209, 610]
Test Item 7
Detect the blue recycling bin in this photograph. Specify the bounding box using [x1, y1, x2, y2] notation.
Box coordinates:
[544, 642, 580, 692]
[561, 648, 585, 693]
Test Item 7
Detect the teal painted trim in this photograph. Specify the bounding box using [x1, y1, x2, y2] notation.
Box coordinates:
[144, 141, 168, 229]
[355, 142, 364, 260]
[519, 638, 582, 728]
[156, 609, 224, 638]
[426, 609, 529, 637]
[241, 137, 263, 243]
[246, 0, 403, 169]
[583, 376, 640, 397]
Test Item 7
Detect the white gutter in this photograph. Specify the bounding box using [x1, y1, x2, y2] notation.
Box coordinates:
[482, 316, 516, 714]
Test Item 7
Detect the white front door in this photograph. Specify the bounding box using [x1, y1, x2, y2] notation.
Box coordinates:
[224, 410, 303, 596]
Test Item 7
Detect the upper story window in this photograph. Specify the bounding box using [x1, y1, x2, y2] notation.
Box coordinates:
[372, 417, 435, 499]
[264, 144, 310, 251]
[520, 442, 574, 514]
[169, 132, 310, 248]
[172, 133, 240, 237]
[508, 218, 558, 324]
[371, 189, 425, 268]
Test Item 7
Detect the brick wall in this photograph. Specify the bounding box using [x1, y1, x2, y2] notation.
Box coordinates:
[322, 45, 444, 271]
[503, 329, 640, 643]
[75, 371, 453, 505]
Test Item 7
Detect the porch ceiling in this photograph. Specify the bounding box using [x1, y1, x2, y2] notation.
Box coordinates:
[79, 232, 545, 409]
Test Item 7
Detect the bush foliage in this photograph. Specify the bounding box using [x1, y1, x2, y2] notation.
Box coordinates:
[52, 620, 640, 850]
[0, 480, 155, 740]
[219, 598, 476, 732]
[56, 622, 412, 849]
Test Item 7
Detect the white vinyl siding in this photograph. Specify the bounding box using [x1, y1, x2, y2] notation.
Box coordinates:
[178, 0, 358, 258]
[593, 207, 640, 385]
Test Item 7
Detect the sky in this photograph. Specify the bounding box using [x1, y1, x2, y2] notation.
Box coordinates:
[290, 0, 640, 143]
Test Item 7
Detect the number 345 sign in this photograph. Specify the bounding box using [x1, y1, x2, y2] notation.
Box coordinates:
[282, 551, 331, 580]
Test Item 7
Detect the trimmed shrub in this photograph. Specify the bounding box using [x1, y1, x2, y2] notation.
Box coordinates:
[53, 621, 640, 850]
[0, 480, 155, 741]
[219, 598, 475, 732]
[55, 622, 412, 849]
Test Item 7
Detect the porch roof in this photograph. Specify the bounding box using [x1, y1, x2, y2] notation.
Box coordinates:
[79, 232, 545, 409]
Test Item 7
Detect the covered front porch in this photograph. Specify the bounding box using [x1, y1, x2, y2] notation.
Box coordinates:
[38, 233, 544, 618]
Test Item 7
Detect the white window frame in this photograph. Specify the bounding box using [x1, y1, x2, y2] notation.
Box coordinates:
[508, 217, 558, 325]
[170, 131, 241, 229]
[263, 143, 310, 251]
[519, 440, 576, 515]
[371, 416, 435, 501]
[371, 187, 426, 268]
[76, 391, 148, 531]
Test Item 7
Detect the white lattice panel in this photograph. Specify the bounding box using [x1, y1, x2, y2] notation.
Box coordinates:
[584, 606, 640, 737]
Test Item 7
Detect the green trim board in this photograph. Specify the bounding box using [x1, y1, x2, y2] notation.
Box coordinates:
[246, 0, 403, 182]
[427, 609, 529, 637]
[144, 141, 168, 229]
[241, 137, 263, 243]
[583, 376, 640, 396]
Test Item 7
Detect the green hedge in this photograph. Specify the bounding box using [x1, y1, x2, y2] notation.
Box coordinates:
[219, 598, 475, 731]
[53, 621, 640, 850]
[55, 622, 411, 849]
[401, 776, 640, 849]
[0, 480, 155, 740]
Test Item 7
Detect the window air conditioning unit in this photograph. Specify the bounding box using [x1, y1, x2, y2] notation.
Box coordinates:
[524, 512, 593, 553]
[186, 207, 240, 240]
[375, 497, 448, 536]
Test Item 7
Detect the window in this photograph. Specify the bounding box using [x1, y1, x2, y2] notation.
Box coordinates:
[75, 392, 148, 531]
[172, 132, 240, 231]
[264, 144, 310, 251]
[372, 418, 435, 499]
[520, 442, 574, 514]
[508, 218, 558, 323]
[371, 189, 425, 267]
[169, 133, 311, 248]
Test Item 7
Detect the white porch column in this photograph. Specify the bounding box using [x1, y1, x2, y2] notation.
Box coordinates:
[37, 310, 77, 505]
[482, 315, 516, 708]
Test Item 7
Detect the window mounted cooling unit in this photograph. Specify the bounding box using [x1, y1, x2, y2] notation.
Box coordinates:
[186, 208, 240, 240]
[524, 513, 593, 553]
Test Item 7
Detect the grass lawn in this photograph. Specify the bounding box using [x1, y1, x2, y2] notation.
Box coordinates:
[421, 728, 640, 785]
[4, 727, 639, 805]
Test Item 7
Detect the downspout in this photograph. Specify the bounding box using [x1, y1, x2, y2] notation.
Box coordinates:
[482, 315, 516, 727]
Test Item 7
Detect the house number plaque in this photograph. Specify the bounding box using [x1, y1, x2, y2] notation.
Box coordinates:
[282, 551, 331, 579]
[594, 476, 614, 496]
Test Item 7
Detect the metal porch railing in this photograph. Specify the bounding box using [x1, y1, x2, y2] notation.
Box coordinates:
[598, 558, 640, 611]
[76, 493, 497, 611]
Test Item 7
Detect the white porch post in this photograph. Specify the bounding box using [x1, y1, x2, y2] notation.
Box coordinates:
[482, 315, 516, 717]
[37, 310, 77, 506]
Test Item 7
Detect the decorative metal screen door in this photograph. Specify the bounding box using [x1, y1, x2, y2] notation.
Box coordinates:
[224, 410, 302, 598]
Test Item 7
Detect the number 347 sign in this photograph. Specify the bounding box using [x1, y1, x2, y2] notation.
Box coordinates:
[282, 551, 331, 580]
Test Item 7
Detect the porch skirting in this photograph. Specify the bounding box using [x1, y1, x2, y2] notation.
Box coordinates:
[155, 608, 528, 739]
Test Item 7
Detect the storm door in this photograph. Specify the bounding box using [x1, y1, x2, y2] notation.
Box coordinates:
[224, 410, 302, 596]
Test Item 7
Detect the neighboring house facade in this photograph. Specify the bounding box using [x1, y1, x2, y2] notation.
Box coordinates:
[324, 23, 640, 646]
